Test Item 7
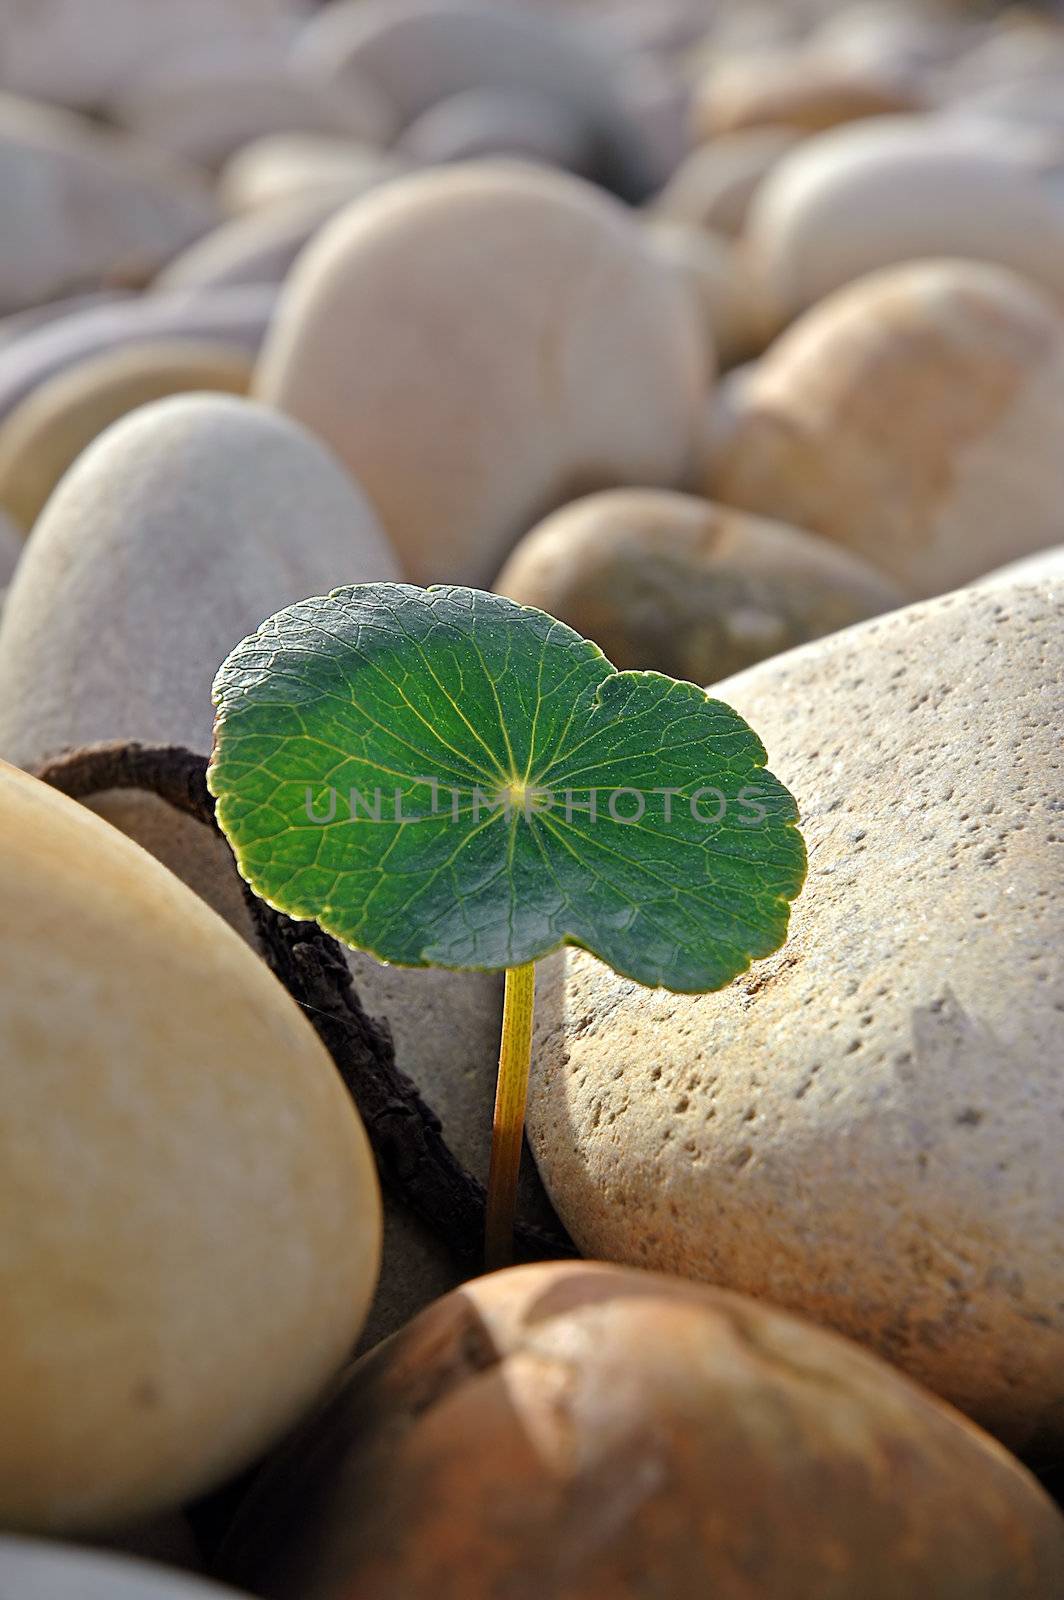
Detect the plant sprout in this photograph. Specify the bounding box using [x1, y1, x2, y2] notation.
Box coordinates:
[209, 584, 806, 1268]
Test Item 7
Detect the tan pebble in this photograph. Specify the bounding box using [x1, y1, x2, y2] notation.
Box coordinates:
[495, 488, 905, 682]
[0, 342, 252, 533]
[708, 258, 1064, 597]
[218, 134, 407, 216]
[0, 288, 277, 430]
[691, 50, 925, 141]
[256, 163, 707, 585]
[0, 763, 381, 1532]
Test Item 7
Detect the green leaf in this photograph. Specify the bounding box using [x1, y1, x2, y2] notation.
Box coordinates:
[208, 584, 806, 993]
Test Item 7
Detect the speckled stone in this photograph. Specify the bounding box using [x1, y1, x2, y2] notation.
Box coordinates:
[527, 579, 1064, 1454]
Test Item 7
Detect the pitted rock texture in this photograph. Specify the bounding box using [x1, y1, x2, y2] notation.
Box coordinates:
[527, 579, 1064, 1454]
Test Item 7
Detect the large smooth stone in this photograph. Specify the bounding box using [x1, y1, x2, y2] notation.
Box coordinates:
[691, 50, 924, 140]
[217, 1262, 1064, 1599]
[0, 0, 305, 108]
[0, 761, 381, 1532]
[0, 95, 213, 313]
[0, 392, 397, 771]
[218, 135, 407, 215]
[650, 126, 802, 238]
[112, 62, 394, 169]
[0, 391, 397, 918]
[709, 259, 1064, 598]
[156, 197, 349, 292]
[746, 116, 1064, 330]
[0, 341, 252, 533]
[0, 288, 277, 427]
[0, 1538, 253, 1599]
[495, 489, 904, 680]
[257, 163, 705, 585]
[528, 579, 1064, 1453]
[292, 0, 657, 200]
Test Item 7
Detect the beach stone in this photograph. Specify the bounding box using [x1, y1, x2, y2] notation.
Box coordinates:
[495, 489, 904, 680]
[691, 51, 924, 141]
[0, 1538, 253, 1599]
[398, 87, 594, 174]
[218, 134, 407, 215]
[156, 196, 352, 292]
[0, 95, 214, 314]
[527, 579, 1064, 1454]
[650, 126, 803, 239]
[746, 116, 1064, 330]
[292, 0, 658, 200]
[708, 259, 1064, 597]
[0, 392, 397, 931]
[217, 1261, 1064, 1599]
[643, 218, 764, 368]
[112, 62, 395, 170]
[0, 288, 276, 428]
[0, 761, 381, 1532]
[0, 392, 397, 775]
[0, 342, 252, 533]
[0, 1, 305, 108]
[257, 163, 705, 585]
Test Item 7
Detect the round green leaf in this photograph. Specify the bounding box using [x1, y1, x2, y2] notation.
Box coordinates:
[208, 584, 806, 992]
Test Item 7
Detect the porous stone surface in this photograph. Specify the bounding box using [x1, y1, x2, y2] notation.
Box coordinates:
[527, 579, 1064, 1454]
